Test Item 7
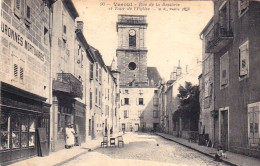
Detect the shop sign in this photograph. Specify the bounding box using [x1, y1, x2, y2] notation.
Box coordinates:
[1, 19, 45, 62]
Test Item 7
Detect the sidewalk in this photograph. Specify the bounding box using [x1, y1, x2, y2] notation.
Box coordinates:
[9, 132, 123, 166]
[155, 132, 260, 166]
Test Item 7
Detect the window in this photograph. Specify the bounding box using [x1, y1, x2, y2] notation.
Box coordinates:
[124, 98, 129, 105]
[0, 113, 10, 150]
[220, 52, 229, 88]
[99, 91, 101, 106]
[14, 64, 18, 79]
[29, 117, 36, 147]
[96, 63, 98, 80]
[238, 0, 249, 17]
[128, 62, 136, 70]
[204, 76, 210, 97]
[44, 27, 49, 45]
[154, 90, 158, 94]
[62, 12, 67, 40]
[248, 102, 260, 146]
[90, 63, 94, 80]
[153, 110, 159, 118]
[239, 41, 249, 78]
[14, 0, 22, 18]
[11, 115, 20, 149]
[21, 117, 29, 148]
[124, 110, 128, 118]
[153, 98, 159, 106]
[90, 92, 92, 109]
[99, 68, 102, 83]
[12, 53, 25, 83]
[138, 98, 144, 105]
[95, 88, 98, 105]
[24, 0, 31, 24]
[125, 90, 129, 94]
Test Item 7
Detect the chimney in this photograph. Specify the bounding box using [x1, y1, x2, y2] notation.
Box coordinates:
[176, 60, 182, 76]
[77, 21, 84, 32]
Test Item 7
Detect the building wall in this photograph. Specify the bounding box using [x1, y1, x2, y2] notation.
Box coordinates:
[120, 87, 159, 132]
[1, 0, 51, 101]
[212, 1, 260, 157]
[200, 18, 215, 142]
[0, 0, 51, 163]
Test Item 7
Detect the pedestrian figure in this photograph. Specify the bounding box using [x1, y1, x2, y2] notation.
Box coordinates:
[214, 146, 223, 162]
[65, 124, 76, 149]
[105, 126, 108, 136]
[110, 127, 113, 135]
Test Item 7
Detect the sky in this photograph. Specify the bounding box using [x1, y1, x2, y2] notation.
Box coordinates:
[73, 0, 213, 80]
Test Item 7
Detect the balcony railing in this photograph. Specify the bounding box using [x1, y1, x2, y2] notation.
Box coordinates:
[53, 73, 83, 99]
[205, 23, 233, 53]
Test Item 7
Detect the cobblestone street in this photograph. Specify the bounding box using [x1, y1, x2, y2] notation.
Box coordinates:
[63, 133, 228, 166]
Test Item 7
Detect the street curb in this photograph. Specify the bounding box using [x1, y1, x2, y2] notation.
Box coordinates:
[53, 145, 100, 166]
[155, 133, 237, 166]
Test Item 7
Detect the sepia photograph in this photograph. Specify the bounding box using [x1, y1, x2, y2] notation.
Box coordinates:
[0, 0, 260, 165]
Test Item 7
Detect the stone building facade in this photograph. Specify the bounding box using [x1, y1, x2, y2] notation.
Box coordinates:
[0, 0, 52, 164]
[199, 18, 215, 143]
[201, 1, 260, 157]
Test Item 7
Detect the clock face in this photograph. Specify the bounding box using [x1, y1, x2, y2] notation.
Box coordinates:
[129, 29, 136, 36]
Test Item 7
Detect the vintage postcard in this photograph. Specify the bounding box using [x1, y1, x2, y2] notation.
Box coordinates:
[1, 0, 260, 165]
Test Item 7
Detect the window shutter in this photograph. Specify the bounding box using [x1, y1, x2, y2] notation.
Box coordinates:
[12, 54, 19, 81]
[14, 0, 22, 18]
[19, 59, 25, 83]
[25, 0, 31, 24]
[220, 52, 229, 86]
[239, 41, 249, 76]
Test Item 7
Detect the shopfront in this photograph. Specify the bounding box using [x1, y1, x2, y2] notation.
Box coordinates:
[0, 82, 50, 164]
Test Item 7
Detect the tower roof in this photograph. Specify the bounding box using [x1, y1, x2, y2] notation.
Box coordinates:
[111, 58, 117, 71]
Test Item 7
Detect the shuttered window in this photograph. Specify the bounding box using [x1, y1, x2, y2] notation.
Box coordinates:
[239, 41, 249, 77]
[220, 52, 229, 88]
[248, 102, 260, 146]
[89, 92, 92, 109]
[24, 0, 31, 24]
[238, 0, 249, 17]
[14, 64, 18, 78]
[14, 0, 22, 18]
[95, 88, 98, 104]
[90, 63, 94, 80]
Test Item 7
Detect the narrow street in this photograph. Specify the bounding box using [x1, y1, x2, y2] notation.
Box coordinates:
[63, 133, 228, 166]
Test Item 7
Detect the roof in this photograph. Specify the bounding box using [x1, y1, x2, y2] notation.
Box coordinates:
[75, 29, 94, 63]
[147, 67, 162, 87]
[88, 46, 106, 70]
[63, 0, 79, 19]
[199, 17, 214, 38]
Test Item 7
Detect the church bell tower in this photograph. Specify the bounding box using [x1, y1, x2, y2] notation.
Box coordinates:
[116, 15, 148, 87]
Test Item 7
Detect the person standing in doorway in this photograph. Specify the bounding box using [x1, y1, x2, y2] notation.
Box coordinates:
[65, 124, 76, 149]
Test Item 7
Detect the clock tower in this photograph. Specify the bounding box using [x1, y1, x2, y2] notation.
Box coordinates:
[116, 15, 148, 87]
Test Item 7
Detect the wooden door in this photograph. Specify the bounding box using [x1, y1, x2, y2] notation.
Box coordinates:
[221, 110, 228, 150]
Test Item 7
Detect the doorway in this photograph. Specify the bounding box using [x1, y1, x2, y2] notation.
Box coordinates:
[219, 108, 229, 150]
